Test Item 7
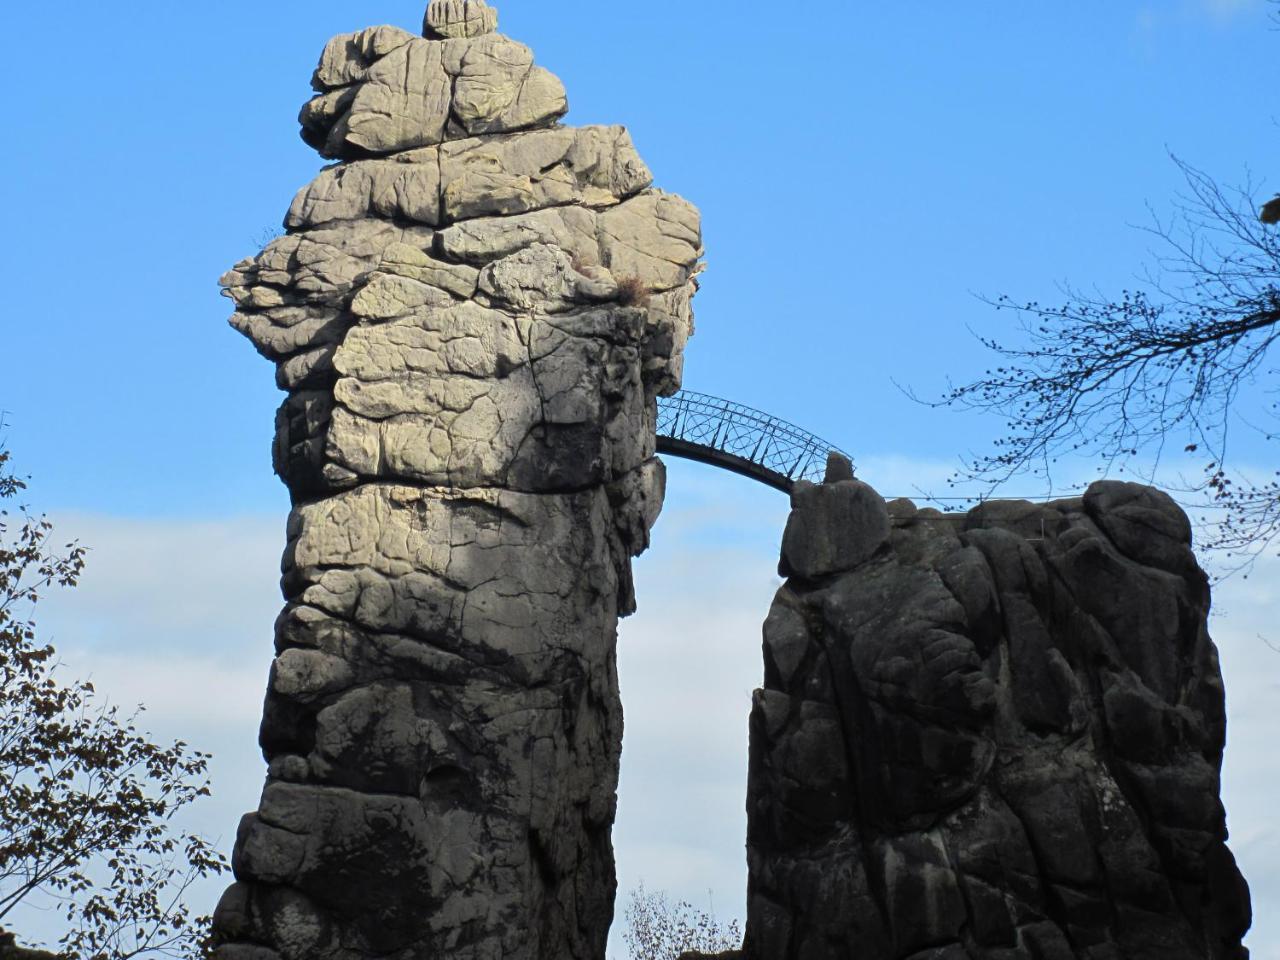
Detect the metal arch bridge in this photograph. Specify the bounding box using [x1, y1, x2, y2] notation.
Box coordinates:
[655, 391, 850, 493]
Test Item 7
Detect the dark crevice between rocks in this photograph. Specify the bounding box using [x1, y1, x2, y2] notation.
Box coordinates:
[1035, 534, 1213, 938]
[807, 604, 895, 934]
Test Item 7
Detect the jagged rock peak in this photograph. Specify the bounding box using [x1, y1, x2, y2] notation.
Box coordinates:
[424, 0, 498, 39]
[301, 3, 566, 160]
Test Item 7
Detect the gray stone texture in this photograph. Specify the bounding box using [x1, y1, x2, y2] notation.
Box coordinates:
[745, 480, 1252, 960]
[424, 0, 499, 40]
[211, 2, 701, 958]
[299, 21, 568, 160]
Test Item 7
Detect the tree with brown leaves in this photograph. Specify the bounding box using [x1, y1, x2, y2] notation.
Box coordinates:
[0, 443, 227, 959]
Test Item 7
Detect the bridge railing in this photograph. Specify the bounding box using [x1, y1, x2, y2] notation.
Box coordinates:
[655, 390, 852, 493]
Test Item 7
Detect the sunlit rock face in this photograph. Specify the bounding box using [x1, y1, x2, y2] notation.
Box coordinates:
[745, 467, 1252, 960]
[211, 2, 701, 957]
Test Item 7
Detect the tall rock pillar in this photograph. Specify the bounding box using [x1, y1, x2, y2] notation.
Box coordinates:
[212, 3, 702, 957]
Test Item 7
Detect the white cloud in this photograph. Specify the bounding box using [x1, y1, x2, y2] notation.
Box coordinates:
[12, 513, 279, 948]
[1138, 0, 1267, 35]
[1198, 0, 1265, 21]
[608, 460, 784, 953]
[42, 512, 284, 652]
[856, 452, 963, 503]
[12, 463, 1278, 957]
[1213, 560, 1280, 957]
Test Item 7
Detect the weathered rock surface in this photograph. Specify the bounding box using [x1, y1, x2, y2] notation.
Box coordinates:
[424, 0, 499, 40]
[300, 16, 568, 160]
[212, 3, 700, 959]
[745, 466, 1252, 960]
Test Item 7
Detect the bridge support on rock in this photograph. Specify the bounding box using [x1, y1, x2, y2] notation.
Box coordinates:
[656, 391, 851, 493]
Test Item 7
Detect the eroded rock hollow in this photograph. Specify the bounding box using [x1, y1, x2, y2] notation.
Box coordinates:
[211, 2, 701, 957]
[746, 463, 1253, 960]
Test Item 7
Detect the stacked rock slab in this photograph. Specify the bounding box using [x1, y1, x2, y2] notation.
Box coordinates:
[212, 3, 702, 958]
[744, 462, 1252, 960]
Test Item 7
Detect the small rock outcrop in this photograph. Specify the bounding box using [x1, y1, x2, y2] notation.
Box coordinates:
[745, 463, 1252, 959]
[212, 2, 701, 958]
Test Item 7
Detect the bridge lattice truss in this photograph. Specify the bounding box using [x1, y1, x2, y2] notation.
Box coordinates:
[656, 390, 851, 493]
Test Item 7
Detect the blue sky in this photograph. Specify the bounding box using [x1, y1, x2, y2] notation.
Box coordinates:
[4, 0, 1278, 512]
[2, 1, 1277, 956]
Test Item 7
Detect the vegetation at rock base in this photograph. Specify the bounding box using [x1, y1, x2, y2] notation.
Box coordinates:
[0, 443, 227, 959]
[618, 884, 742, 960]
[936, 155, 1280, 568]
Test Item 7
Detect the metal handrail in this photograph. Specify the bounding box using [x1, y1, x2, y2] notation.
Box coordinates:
[655, 390, 852, 493]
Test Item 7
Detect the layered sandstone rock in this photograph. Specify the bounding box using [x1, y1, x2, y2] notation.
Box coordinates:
[745, 463, 1252, 960]
[212, 3, 701, 957]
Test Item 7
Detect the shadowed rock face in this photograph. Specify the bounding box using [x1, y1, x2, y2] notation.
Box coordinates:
[745, 468, 1252, 960]
[211, 2, 701, 958]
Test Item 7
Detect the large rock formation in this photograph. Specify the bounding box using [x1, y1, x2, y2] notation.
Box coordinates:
[745, 463, 1253, 960]
[212, 3, 701, 958]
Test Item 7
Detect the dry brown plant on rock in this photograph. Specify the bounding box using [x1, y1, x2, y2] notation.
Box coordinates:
[615, 275, 650, 307]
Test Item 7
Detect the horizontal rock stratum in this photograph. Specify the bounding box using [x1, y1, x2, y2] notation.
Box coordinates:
[745, 463, 1253, 960]
[211, 2, 702, 958]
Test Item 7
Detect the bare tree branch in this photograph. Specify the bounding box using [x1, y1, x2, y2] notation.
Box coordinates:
[932, 156, 1280, 562]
